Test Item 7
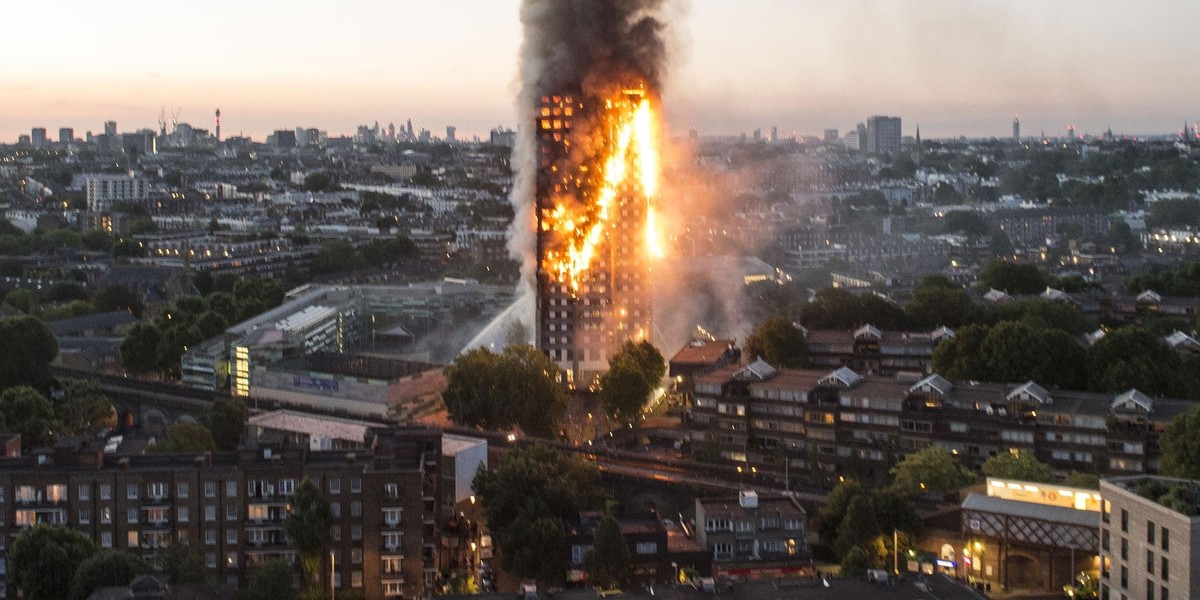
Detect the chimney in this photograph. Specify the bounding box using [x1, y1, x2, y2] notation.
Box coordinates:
[738, 490, 758, 509]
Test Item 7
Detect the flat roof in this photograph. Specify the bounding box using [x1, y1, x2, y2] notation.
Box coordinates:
[248, 409, 377, 444]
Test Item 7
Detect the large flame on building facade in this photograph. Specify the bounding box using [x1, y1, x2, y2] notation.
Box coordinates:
[535, 85, 661, 385]
[540, 88, 661, 291]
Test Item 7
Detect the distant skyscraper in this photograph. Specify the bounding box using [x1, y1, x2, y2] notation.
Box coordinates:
[823, 129, 839, 143]
[865, 116, 902, 155]
[445, 126, 456, 143]
[1067, 124, 1076, 141]
[406, 119, 414, 139]
[769, 126, 778, 143]
[30, 128, 47, 149]
[58, 127, 73, 145]
[104, 121, 117, 137]
[215, 108, 221, 142]
[1012, 115, 1020, 143]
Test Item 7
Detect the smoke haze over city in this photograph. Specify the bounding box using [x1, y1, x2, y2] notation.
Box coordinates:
[5, 0, 1200, 141]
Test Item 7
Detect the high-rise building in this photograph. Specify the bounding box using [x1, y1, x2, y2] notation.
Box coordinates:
[58, 127, 74, 145]
[865, 116, 902, 155]
[823, 129, 839, 143]
[535, 91, 653, 387]
[30, 128, 47, 149]
[445, 126, 456, 143]
[1012, 115, 1020, 143]
[86, 174, 151, 212]
[104, 120, 117, 137]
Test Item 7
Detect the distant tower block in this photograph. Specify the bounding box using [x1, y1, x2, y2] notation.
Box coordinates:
[215, 108, 221, 142]
[1012, 115, 1020, 143]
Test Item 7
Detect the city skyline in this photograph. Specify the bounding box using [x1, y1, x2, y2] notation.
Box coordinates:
[5, 0, 1200, 142]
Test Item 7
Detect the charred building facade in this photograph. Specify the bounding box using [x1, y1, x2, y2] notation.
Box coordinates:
[535, 90, 654, 387]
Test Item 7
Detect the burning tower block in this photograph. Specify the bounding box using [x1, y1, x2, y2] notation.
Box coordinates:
[535, 88, 660, 389]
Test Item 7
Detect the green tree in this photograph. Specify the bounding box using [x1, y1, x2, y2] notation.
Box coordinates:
[162, 541, 208, 584]
[906, 285, 980, 329]
[55, 379, 117, 436]
[303, 172, 334, 192]
[504, 513, 569, 585]
[599, 355, 655, 425]
[839, 545, 876, 578]
[3, 288, 40, 314]
[68, 549, 153, 600]
[118, 322, 165, 375]
[0, 386, 57, 450]
[204, 397, 249, 451]
[0, 315, 58, 389]
[1087, 327, 1192, 397]
[979, 260, 1048, 295]
[989, 232, 1015, 257]
[283, 479, 334, 594]
[1160, 404, 1200, 479]
[149, 422, 216, 453]
[473, 445, 601, 584]
[598, 341, 665, 424]
[942, 211, 988, 236]
[833, 495, 880, 559]
[93, 284, 144, 317]
[311, 241, 364, 275]
[980, 322, 1086, 388]
[10, 524, 97, 600]
[814, 480, 865, 543]
[585, 516, 631, 588]
[1063, 471, 1101, 489]
[239, 558, 298, 600]
[744, 316, 808, 368]
[982, 450, 1054, 482]
[442, 344, 568, 437]
[930, 324, 991, 381]
[889, 446, 974, 496]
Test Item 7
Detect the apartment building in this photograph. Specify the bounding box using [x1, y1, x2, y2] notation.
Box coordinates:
[687, 359, 1188, 484]
[0, 428, 441, 600]
[694, 491, 811, 579]
[1100, 476, 1200, 600]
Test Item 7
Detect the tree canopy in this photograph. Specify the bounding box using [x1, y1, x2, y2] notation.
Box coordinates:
[10, 524, 98, 600]
[239, 558, 298, 600]
[599, 340, 666, 424]
[149, 422, 216, 453]
[0, 386, 56, 450]
[0, 315, 58, 390]
[979, 260, 1048, 295]
[68, 550, 152, 600]
[981, 450, 1054, 483]
[585, 516, 630, 588]
[283, 478, 333, 594]
[204, 397, 249, 451]
[744, 316, 808, 368]
[473, 445, 601, 584]
[442, 344, 568, 437]
[889, 447, 974, 496]
[1160, 404, 1200, 479]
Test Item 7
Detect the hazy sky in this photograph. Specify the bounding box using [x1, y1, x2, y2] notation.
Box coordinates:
[5, 1, 1199, 142]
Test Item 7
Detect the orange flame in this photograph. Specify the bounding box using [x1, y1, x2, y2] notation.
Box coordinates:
[542, 90, 662, 293]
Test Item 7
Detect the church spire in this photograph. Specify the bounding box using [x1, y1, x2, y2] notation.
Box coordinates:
[914, 125, 923, 168]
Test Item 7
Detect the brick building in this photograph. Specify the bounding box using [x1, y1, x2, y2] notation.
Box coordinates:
[0, 427, 441, 600]
[687, 358, 1189, 484]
